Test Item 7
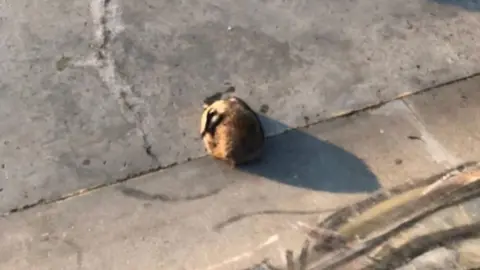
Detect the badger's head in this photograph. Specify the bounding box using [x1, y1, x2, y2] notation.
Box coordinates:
[200, 99, 230, 138]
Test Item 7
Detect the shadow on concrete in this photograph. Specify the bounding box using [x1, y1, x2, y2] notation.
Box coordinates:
[238, 115, 381, 193]
[431, 0, 480, 11]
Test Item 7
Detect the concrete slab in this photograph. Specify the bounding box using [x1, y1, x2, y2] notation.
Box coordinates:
[3, 0, 480, 213]
[311, 100, 450, 188]
[0, 0, 156, 214]
[0, 96, 450, 270]
[113, 0, 480, 130]
[405, 76, 480, 164]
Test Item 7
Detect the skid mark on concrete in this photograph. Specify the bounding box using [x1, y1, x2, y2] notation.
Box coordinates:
[116, 185, 227, 202]
[89, 0, 159, 163]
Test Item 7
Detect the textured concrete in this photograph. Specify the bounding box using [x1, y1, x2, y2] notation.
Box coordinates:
[406, 75, 480, 164]
[311, 100, 451, 188]
[0, 0, 153, 213]
[2, 0, 480, 269]
[2, 0, 480, 214]
[0, 81, 471, 269]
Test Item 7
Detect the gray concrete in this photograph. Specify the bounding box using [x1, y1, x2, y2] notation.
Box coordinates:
[406, 76, 480, 164]
[2, 0, 480, 213]
[2, 74, 480, 269]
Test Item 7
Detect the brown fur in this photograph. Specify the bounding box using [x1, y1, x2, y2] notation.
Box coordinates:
[200, 96, 264, 167]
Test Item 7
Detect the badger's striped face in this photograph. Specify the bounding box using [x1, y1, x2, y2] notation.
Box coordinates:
[200, 109, 222, 138]
[200, 100, 229, 138]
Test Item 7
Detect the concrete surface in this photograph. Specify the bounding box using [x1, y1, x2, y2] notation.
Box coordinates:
[406, 76, 480, 163]
[2, 0, 480, 269]
[2, 74, 480, 269]
[2, 0, 480, 214]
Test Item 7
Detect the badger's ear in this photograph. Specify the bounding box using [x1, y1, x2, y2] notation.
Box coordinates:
[203, 92, 224, 107]
[225, 85, 235, 93]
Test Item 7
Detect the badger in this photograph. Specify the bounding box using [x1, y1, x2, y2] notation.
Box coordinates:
[200, 92, 265, 167]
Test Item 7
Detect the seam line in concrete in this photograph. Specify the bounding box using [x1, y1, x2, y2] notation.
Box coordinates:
[303, 71, 480, 128]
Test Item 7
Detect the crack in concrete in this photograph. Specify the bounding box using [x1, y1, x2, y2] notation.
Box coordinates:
[90, 0, 159, 163]
[0, 159, 182, 218]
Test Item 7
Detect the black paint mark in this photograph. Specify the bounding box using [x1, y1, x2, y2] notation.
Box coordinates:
[55, 56, 72, 72]
[408, 135, 422, 141]
[304, 116, 310, 124]
[143, 140, 158, 162]
[82, 159, 91, 166]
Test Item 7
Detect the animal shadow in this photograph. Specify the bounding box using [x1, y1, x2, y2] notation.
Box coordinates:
[239, 115, 380, 193]
[431, 0, 480, 11]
